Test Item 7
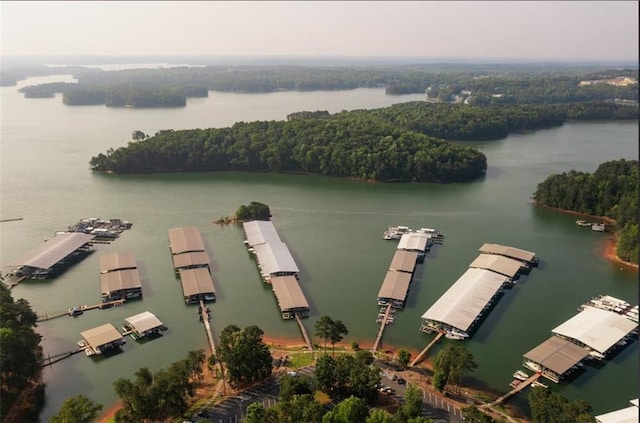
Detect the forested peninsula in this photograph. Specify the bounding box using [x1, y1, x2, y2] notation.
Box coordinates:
[90, 115, 487, 183]
[532, 159, 638, 264]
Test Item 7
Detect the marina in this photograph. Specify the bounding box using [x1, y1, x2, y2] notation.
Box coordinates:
[66, 217, 133, 241]
[1, 79, 636, 420]
[419, 243, 537, 339]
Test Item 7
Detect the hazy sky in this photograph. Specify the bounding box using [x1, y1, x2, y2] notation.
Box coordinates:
[1, 1, 638, 61]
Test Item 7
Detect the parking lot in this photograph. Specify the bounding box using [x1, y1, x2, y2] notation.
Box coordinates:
[194, 364, 464, 423]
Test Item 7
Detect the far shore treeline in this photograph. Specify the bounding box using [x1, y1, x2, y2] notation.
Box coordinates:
[533, 159, 639, 264]
[4, 64, 639, 108]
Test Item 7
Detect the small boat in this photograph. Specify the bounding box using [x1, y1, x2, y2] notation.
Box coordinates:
[591, 223, 606, 232]
[531, 381, 548, 389]
[523, 360, 542, 373]
[589, 350, 606, 360]
[68, 307, 83, 317]
[77, 340, 86, 348]
[383, 226, 412, 240]
[445, 329, 469, 340]
[576, 220, 591, 227]
[512, 370, 530, 381]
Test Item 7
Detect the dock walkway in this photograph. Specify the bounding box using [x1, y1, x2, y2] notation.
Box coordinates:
[481, 373, 541, 408]
[295, 314, 314, 353]
[36, 299, 126, 322]
[372, 304, 393, 354]
[200, 299, 217, 355]
[410, 332, 444, 367]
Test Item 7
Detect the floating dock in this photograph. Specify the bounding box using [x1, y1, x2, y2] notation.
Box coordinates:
[168, 227, 216, 304]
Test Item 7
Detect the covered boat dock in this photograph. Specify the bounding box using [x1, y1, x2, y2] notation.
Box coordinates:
[469, 253, 523, 280]
[388, 250, 419, 273]
[172, 251, 211, 272]
[251, 241, 299, 282]
[100, 251, 137, 273]
[168, 226, 206, 255]
[80, 323, 125, 356]
[179, 267, 216, 304]
[478, 243, 538, 267]
[522, 336, 590, 383]
[420, 268, 508, 337]
[7, 232, 95, 279]
[100, 268, 142, 301]
[397, 232, 431, 258]
[243, 220, 282, 247]
[124, 311, 165, 339]
[377, 270, 413, 309]
[270, 275, 310, 319]
[595, 398, 639, 423]
[551, 306, 638, 359]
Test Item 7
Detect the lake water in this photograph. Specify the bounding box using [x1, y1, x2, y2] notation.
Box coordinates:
[1, 75, 637, 420]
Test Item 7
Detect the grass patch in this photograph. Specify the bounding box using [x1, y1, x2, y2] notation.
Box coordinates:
[289, 352, 314, 368]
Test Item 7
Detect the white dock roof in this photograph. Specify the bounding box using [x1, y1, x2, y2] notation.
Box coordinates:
[552, 306, 638, 354]
[168, 227, 205, 255]
[125, 311, 164, 333]
[397, 232, 430, 252]
[81, 323, 123, 348]
[100, 252, 137, 273]
[479, 243, 536, 262]
[253, 241, 299, 275]
[271, 276, 309, 311]
[421, 268, 507, 332]
[179, 267, 215, 297]
[595, 398, 639, 423]
[8, 232, 95, 270]
[243, 220, 282, 247]
[100, 269, 142, 294]
[389, 250, 419, 273]
[469, 253, 522, 278]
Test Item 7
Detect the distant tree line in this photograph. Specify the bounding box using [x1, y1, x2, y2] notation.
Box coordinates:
[10, 64, 638, 106]
[89, 113, 488, 183]
[532, 159, 638, 263]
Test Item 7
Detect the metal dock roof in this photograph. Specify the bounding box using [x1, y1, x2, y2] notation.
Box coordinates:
[7, 232, 95, 270]
[389, 250, 419, 273]
[421, 268, 507, 332]
[172, 251, 210, 270]
[468, 253, 522, 278]
[552, 306, 638, 354]
[125, 311, 164, 334]
[243, 220, 282, 247]
[270, 275, 309, 311]
[179, 267, 215, 297]
[377, 270, 412, 302]
[80, 323, 123, 348]
[100, 252, 137, 273]
[253, 241, 299, 276]
[100, 269, 142, 294]
[168, 227, 206, 255]
[523, 336, 590, 376]
[478, 243, 536, 262]
[595, 398, 639, 423]
[397, 232, 430, 252]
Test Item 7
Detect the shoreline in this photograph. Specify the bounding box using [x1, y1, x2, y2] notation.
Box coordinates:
[534, 204, 638, 271]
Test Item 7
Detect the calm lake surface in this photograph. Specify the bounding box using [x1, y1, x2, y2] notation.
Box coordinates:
[1, 74, 637, 420]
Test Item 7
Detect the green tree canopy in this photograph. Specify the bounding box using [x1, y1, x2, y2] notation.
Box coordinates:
[217, 324, 273, 387]
[50, 395, 103, 423]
